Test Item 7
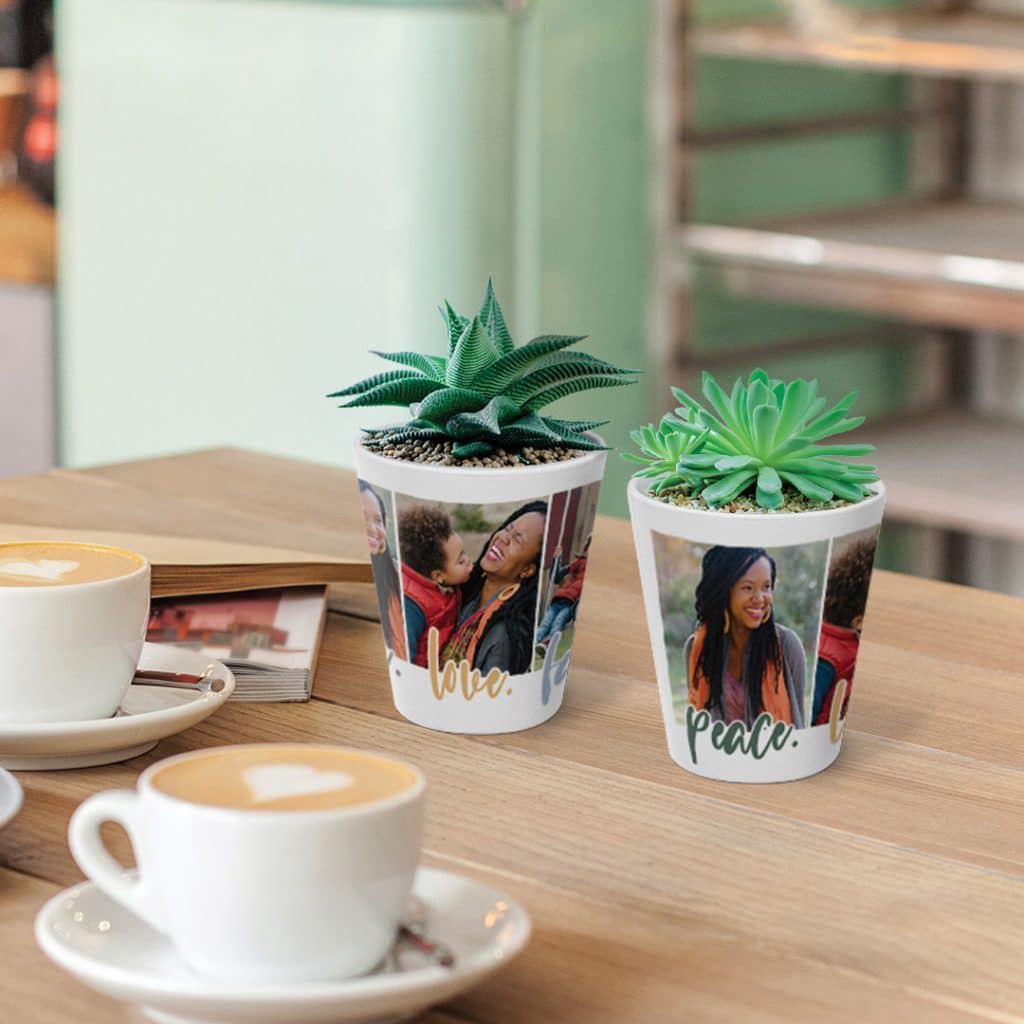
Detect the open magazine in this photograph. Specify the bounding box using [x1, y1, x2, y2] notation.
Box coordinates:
[147, 587, 329, 702]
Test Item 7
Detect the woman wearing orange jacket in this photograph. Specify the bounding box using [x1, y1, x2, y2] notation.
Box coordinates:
[682, 546, 805, 728]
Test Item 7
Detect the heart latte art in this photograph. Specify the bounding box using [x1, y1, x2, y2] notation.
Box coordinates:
[0, 558, 80, 582]
[243, 764, 355, 804]
[152, 745, 419, 811]
[0, 542, 144, 587]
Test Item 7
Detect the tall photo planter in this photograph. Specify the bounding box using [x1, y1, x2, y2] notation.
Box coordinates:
[356, 443, 606, 734]
[629, 479, 885, 783]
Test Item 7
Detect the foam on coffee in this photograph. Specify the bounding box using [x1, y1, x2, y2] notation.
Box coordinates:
[0, 542, 144, 588]
[151, 745, 419, 812]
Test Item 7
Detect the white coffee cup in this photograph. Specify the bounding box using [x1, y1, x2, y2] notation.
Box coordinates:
[68, 744, 426, 983]
[0, 541, 150, 723]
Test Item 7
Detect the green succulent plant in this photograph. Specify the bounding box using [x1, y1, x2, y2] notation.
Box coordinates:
[628, 369, 879, 510]
[329, 279, 639, 459]
[622, 412, 709, 495]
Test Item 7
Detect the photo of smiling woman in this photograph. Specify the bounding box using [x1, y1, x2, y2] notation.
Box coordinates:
[683, 546, 807, 728]
[440, 501, 548, 675]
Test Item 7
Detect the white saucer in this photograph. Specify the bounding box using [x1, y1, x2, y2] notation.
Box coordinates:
[0, 766, 23, 827]
[0, 644, 235, 770]
[36, 865, 530, 1024]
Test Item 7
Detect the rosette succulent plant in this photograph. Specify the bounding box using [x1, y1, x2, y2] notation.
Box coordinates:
[329, 280, 638, 459]
[628, 369, 879, 509]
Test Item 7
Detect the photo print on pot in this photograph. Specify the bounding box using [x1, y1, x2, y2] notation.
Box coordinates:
[652, 535, 831, 733]
[358, 480, 408, 662]
[391, 493, 551, 708]
[532, 480, 601, 675]
[812, 525, 879, 727]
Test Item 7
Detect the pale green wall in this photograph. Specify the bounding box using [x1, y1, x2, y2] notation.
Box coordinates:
[513, 0, 651, 513]
[57, 0, 517, 469]
[56, 0, 652, 521]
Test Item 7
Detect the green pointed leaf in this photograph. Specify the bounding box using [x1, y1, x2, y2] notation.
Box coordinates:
[363, 426, 447, 447]
[715, 454, 760, 471]
[677, 453, 726, 470]
[731, 379, 751, 439]
[702, 372, 746, 438]
[751, 404, 780, 458]
[496, 411, 562, 445]
[507, 359, 635, 406]
[413, 387, 489, 425]
[777, 471, 833, 503]
[523, 374, 638, 411]
[546, 417, 609, 433]
[815, 474, 869, 501]
[327, 369, 430, 398]
[452, 440, 496, 459]
[799, 414, 865, 442]
[757, 465, 782, 493]
[755, 483, 784, 510]
[541, 422, 608, 450]
[444, 395, 522, 441]
[441, 300, 470, 358]
[478, 277, 514, 356]
[370, 350, 447, 382]
[470, 335, 585, 395]
[336, 376, 439, 408]
[446, 316, 499, 389]
[772, 379, 814, 448]
[702, 469, 758, 507]
[746, 379, 772, 418]
[671, 387, 702, 417]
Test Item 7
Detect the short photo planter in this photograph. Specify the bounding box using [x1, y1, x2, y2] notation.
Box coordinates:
[629, 478, 885, 783]
[355, 443, 606, 734]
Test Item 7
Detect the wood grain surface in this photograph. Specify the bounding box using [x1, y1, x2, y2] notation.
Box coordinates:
[0, 448, 1022, 1023]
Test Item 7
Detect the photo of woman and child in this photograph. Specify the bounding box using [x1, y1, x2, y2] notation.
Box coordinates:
[812, 529, 878, 725]
[654, 536, 831, 730]
[394, 496, 549, 675]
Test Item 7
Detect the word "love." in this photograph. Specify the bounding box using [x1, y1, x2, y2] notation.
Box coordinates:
[428, 628, 510, 702]
[685, 706, 793, 764]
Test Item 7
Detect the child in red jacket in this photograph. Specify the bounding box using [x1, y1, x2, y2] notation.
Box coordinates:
[399, 505, 473, 667]
[813, 537, 877, 725]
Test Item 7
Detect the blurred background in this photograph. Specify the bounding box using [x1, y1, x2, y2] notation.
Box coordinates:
[0, 0, 1020, 594]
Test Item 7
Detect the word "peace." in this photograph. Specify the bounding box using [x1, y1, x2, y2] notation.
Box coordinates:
[685, 706, 793, 764]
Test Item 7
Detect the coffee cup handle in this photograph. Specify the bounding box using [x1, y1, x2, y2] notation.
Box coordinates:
[68, 790, 165, 934]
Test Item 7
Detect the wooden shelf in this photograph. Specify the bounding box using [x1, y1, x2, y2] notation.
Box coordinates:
[862, 412, 1024, 543]
[0, 186, 55, 287]
[695, 11, 1024, 83]
[681, 200, 1024, 332]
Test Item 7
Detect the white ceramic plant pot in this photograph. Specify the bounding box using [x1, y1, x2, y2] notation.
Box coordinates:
[355, 442, 607, 733]
[629, 478, 885, 783]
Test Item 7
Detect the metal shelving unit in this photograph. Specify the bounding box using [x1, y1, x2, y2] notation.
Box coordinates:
[694, 10, 1024, 81]
[656, 1, 1024, 587]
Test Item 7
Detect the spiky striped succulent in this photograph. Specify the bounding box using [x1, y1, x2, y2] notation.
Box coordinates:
[629, 369, 879, 509]
[329, 280, 638, 459]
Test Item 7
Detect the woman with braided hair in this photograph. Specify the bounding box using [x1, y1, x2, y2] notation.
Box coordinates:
[682, 546, 805, 728]
[441, 501, 547, 675]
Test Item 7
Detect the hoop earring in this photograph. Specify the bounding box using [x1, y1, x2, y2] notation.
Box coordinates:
[723, 610, 731, 635]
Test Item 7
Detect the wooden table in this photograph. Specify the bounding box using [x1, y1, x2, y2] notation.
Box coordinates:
[1, 449, 1023, 1023]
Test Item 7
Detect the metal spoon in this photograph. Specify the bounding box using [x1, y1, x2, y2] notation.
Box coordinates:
[131, 669, 226, 693]
[390, 896, 455, 970]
